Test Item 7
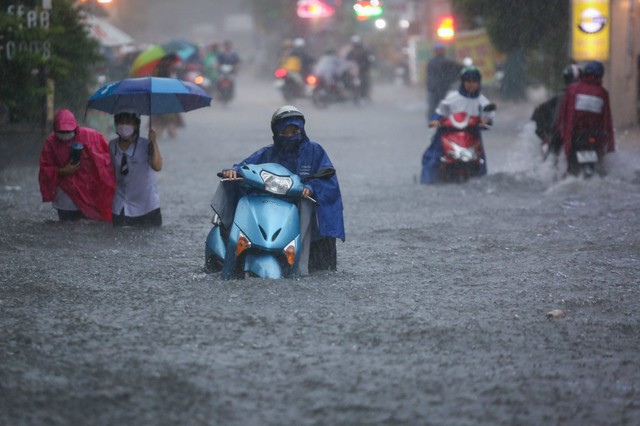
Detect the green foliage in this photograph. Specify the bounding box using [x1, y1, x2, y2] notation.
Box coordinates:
[0, 0, 103, 123]
[50, 1, 103, 114]
[248, 0, 298, 34]
[452, 0, 570, 95]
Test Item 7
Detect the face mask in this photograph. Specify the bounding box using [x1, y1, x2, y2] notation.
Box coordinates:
[274, 133, 303, 152]
[117, 124, 135, 139]
[56, 132, 74, 141]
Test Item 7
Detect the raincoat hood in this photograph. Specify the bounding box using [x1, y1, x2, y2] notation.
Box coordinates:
[273, 117, 304, 135]
[272, 117, 308, 152]
[54, 109, 78, 132]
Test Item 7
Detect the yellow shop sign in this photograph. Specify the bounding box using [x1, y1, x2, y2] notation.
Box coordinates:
[572, 0, 610, 61]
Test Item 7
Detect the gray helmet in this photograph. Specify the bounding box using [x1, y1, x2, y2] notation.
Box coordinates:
[270, 105, 305, 133]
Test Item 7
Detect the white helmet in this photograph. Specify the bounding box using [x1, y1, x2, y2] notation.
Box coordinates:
[293, 37, 305, 48]
[271, 105, 305, 130]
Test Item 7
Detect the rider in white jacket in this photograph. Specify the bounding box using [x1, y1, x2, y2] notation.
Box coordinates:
[421, 66, 495, 184]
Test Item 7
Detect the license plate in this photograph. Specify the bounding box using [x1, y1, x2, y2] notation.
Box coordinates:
[576, 150, 598, 163]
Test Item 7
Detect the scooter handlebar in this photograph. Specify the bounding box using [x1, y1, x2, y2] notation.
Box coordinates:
[435, 122, 491, 131]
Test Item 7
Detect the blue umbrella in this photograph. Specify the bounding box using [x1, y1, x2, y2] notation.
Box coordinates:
[87, 77, 212, 116]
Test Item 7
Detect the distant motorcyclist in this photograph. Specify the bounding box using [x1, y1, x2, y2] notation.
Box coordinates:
[531, 63, 581, 161]
[555, 60, 615, 176]
[203, 41, 220, 87]
[345, 35, 375, 101]
[216, 40, 241, 103]
[290, 37, 315, 78]
[278, 38, 315, 93]
[313, 48, 358, 96]
[215, 105, 345, 274]
[426, 43, 463, 117]
[420, 66, 495, 184]
[217, 39, 241, 74]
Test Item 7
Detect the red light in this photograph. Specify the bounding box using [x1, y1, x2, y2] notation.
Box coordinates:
[297, 0, 335, 18]
[275, 68, 288, 78]
[306, 74, 317, 86]
[437, 16, 455, 40]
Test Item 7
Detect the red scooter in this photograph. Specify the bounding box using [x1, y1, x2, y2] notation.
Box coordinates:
[435, 103, 496, 182]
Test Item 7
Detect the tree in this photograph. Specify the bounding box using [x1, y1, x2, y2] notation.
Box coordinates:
[452, 0, 570, 100]
[248, 0, 299, 38]
[0, 0, 103, 124]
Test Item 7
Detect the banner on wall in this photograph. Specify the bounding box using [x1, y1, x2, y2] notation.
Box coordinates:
[572, 0, 610, 61]
[453, 30, 502, 85]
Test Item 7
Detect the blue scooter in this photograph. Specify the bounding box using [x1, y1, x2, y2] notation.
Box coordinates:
[205, 163, 335, 279]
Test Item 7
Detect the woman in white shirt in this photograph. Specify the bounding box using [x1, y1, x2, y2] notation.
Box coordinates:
[109, 109, 163, 227]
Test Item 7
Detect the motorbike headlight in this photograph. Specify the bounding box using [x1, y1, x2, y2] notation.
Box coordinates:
[260, 171, 293, 195]
[284, 239, 296, 266]
[448, 142, 477, 162]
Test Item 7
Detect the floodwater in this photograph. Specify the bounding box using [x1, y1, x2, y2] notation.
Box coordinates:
[1, 76, 639, 425]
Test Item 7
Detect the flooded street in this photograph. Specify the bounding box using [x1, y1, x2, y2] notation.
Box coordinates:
[1, 76, 639, 425]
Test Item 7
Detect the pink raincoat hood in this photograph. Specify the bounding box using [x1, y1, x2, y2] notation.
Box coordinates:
[54, 109, 78, 132]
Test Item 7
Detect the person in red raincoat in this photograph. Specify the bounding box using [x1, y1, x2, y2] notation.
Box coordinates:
[38, 109, 116, 221]
[555, 61, 615, 176]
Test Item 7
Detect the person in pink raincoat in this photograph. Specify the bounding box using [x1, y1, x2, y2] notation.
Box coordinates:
[38, 109, 116, 221]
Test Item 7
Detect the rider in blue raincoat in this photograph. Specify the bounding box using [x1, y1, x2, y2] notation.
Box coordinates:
[215, 105, 345, 274]
[420, 66, 494, 184]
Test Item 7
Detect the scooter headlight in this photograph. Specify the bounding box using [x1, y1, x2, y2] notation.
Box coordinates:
[235, 231, 252, 257]
[448, 141, 477, 162]
[260, 171, 293, 195]
[284, 239, 296, 266]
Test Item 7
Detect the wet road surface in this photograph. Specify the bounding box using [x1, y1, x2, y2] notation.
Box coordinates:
[1, 76, 640, 425]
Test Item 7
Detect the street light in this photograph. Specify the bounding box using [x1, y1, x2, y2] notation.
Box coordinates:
[436, 15, 455, 41]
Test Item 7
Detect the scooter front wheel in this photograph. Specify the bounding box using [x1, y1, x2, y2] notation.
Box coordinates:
[205, 254, 224, 273]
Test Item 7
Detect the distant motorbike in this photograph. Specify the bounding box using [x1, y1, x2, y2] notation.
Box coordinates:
[567, 133, 601, 178]
[216, 64, 236, 105]
[183, 67, 213, 96]
[434, 103, 496, 182]
[205, 163, 335, 279]
[274, 67, 316, 102]
[311, 73, 361, 109]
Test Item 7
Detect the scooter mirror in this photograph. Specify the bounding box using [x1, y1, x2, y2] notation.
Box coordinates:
[438, 103, 451, 116]
[483, 103, 497, 112]
[304, 167, 336, 180]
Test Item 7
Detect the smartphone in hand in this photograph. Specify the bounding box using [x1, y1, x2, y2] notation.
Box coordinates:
[69, 142, 83, 165]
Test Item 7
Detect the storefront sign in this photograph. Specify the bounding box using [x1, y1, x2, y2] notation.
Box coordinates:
[453, 29, 501, 85]
[0, 0, 52, 61]
[572, 0, 610, 61]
